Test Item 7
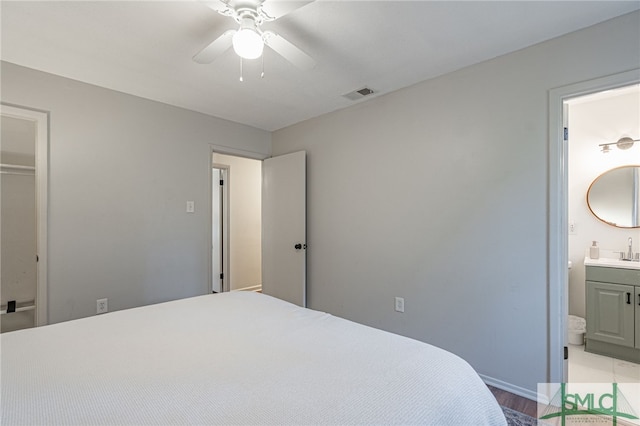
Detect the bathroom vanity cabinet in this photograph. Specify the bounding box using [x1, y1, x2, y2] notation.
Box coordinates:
[585, 265, 640, 363]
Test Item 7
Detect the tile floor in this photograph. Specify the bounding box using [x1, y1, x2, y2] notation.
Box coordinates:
[568, 344, 640, 424]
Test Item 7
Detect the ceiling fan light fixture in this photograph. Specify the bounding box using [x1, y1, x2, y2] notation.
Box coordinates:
[232, 18, 264, 60]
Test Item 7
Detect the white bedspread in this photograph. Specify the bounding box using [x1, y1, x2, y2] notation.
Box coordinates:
[1, 292, 506, 425]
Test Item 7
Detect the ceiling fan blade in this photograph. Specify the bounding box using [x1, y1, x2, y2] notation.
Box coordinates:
[263, 31, 315, 70]
[193, 30, 235, 64]
[259, 1, 314, 21]
[202, 0, 235, 17]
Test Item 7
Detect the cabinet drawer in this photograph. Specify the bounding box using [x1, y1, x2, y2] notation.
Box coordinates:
[586, 266, 640, 285]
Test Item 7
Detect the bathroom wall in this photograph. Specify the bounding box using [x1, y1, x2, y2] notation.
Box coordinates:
[568, 86, 640, 318]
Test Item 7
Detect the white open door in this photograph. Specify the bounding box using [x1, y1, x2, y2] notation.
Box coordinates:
[262, 151, 306, 307]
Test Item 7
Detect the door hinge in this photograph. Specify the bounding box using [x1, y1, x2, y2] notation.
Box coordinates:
[564, 346, 568, 360]
[220, 273, 224, 279]
[563, 127, 568, 141]
[220, 179, 224, 186]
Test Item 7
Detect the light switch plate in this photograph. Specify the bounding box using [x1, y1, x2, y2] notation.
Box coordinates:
[395, 297, 405, 313]
[186, 201, 195, 213]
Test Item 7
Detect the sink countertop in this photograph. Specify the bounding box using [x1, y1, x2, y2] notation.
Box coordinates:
[584, 257, 640, 270]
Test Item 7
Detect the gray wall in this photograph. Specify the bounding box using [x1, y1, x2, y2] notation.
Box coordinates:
[272, 11, 640, 396]
[1, 62, 271, 324]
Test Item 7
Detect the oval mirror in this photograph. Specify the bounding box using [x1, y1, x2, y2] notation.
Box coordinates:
[587, 165, 640, 228]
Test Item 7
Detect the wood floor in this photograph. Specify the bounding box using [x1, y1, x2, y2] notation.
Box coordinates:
[488, 385, 538, 418]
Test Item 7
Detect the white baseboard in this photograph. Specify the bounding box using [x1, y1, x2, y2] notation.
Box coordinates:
[233, 285, 262, 292]
[481, 374, 539, 402]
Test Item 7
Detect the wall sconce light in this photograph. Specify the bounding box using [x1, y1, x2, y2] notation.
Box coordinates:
[599, 136, 639, 153]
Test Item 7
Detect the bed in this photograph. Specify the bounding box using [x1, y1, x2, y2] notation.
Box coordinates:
[1, 291, 506, 425]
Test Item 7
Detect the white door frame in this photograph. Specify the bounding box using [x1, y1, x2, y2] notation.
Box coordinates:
[208, 144, 268, 294]
[1, 104, 49, 326]
[548, 69, 640, 383]
[211, 164, 229, 292]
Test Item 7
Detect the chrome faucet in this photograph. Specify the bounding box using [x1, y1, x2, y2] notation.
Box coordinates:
[628, 237, 634, 260]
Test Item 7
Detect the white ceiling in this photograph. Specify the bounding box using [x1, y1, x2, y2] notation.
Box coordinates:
[2, 1, 639, 131]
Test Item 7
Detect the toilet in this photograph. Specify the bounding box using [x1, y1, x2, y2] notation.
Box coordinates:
[568, 315, 586, 345]
[566, 261, 586, 345]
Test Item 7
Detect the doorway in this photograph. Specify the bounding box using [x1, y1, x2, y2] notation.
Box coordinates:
[211, 152, 262, 293]
[565, 84, 640, 387]
[549, 69, 640, 384]
[0, 104, 48, 331]
[208, 148, 307, 306]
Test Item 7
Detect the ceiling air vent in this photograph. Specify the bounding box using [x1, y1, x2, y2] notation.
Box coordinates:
[343, 87, 376, 101]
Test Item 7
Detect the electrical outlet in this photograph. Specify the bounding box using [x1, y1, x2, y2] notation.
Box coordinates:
[394, 297, 405, 313]
[97, 298, 108, 314]
[186, 201, 195, 213]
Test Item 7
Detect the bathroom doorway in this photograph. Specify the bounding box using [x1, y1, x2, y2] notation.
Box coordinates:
[549, 70, 640, 385]
[566, 83, 640, 387]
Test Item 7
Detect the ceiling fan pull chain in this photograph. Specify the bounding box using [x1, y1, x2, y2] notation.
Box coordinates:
[239, 57, 244, 82]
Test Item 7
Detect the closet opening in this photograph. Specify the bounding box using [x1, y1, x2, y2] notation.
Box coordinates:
[0, 105, 48, 332]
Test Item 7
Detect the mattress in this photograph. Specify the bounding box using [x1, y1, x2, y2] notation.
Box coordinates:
[1, 291, 507, 425]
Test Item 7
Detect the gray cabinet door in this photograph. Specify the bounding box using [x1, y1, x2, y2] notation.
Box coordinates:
[586, 281, 635, 348]
[636, 286, 640, 350]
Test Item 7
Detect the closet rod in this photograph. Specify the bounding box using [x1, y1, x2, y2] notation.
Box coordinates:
[0, 171, 35, 176]
[0, 163, 35, 171]
[0, 303, 35, 315]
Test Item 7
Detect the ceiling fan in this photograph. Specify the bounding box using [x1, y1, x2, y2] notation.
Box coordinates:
[193, 0, 316, 71]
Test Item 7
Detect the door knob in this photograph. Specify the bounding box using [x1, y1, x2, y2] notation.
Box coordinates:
[294, 243, 306, 250]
